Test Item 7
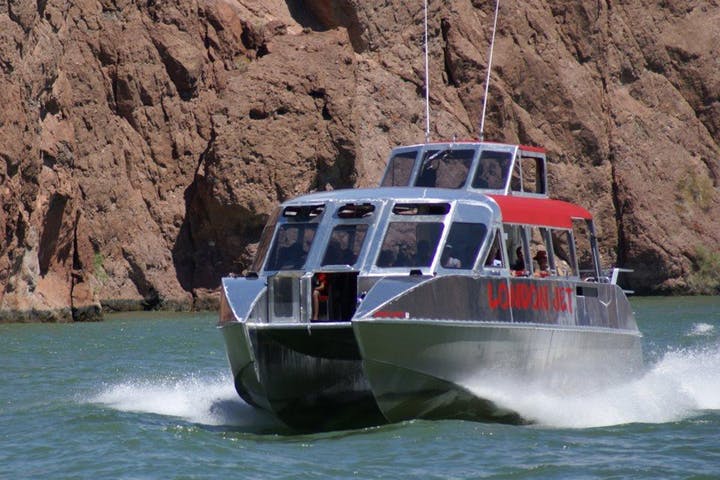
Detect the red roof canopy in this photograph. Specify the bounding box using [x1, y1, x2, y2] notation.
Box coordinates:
[488, 195, 592, 229]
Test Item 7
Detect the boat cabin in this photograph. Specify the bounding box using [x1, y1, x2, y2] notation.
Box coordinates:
[380, 142, 548, 197]
[242, 185, 603, 324]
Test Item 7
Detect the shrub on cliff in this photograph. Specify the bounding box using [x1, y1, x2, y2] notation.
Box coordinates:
[687, 246, 720, 295]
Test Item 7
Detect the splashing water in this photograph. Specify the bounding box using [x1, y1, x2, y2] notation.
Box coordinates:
[88, 344, 720, 432]
[688, 323, 715, 337]
[89, 373, 280, 430]
[465, 343, 720, 429]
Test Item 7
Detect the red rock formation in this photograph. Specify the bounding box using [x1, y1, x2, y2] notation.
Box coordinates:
[1, 0, 719, 321]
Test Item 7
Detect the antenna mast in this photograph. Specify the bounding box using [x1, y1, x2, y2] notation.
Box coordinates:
[424, 0, 430, 143]
[479, 0, 500, 141]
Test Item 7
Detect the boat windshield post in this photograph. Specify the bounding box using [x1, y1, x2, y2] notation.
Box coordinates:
[586, 219, 603, 282]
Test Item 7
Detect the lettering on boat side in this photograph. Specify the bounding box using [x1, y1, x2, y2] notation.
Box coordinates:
[487, 281, 574, 314]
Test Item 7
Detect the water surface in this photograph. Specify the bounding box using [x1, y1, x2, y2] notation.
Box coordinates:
[2, 298, 719, 479]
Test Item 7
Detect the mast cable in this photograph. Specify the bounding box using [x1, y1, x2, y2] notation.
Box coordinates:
[479, 0, 500, 141]
[424, 0, 430, 143]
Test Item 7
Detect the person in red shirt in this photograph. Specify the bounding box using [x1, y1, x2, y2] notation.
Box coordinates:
[312, 273, 328, 321]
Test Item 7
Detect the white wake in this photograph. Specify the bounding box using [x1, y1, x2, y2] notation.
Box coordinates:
[465, 340, 720, 429]
[88, 373, 280, 430]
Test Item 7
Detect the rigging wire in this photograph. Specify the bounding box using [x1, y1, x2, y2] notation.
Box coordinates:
[479, 0, 500, 141]
[424, 0, 430, 143]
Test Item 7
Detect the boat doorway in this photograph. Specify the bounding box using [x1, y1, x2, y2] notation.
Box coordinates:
[313, 271, 359, 322]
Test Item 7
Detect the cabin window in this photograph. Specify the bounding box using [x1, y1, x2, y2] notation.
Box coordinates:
[523, 157, 545, 194]
[270, 276, 297, 318]
[483, 230, 505, 268]
[510, 156, 546, 194]
[265, 224, 319, 270]
[440, 222, 487, 269]
[322, 224, 369, 267]
[251, 208, 280, 272]
[572, 219, 596, 278]
[504, 224, 528, 274]
[551, 229, 578, 277]
[471, 150, 512, 190]
[528, 226, 554, 277]
[381, 151, 417, 186]
[414, 149, 475, 189]
[376, 222, 444, 268]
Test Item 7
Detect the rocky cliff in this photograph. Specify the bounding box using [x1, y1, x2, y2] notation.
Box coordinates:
[1, 0, 719, 321]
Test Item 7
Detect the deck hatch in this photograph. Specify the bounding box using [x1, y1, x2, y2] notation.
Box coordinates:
[337, 203, 375, 218]
[392, 203, 450, 216]
[283, 204, 325, 220]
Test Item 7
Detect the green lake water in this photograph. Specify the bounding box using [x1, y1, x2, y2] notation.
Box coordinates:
[2, 297, 719, 479]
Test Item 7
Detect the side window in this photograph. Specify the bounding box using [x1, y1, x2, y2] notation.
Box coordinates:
[572, 219, 596, 278]
[381, 151, 417, 187]
[551, 229, 578, 277]
[504, 224, 528, 275]
[521, 157, 545, 194]
[251, 208, 280, 272]
[441, 222, 487, 269]
[510, 158, 522, 192]
[510, 156, 546, 194]
[528, 226, 553, 277]
[483, 230, 504, 268]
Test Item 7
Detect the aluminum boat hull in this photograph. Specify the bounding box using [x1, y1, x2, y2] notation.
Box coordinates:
[220, 321, 385, 431]
[354, 320, 643, 423]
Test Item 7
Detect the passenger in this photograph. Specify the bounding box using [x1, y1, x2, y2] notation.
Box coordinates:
[415, 240, 432, 266]
[277, 237, 304, 269]
[311, 272, 327, 321]
[533, 249, 550, 277]
[377, 249, 395, 267]
[338, 234, 356, 265]
[511, 246, 527, 276]
[486, 248, 502, 267]
[323, 239, 343, 265]
[394, 243, 412, 266]
[441, 245, 461, 268]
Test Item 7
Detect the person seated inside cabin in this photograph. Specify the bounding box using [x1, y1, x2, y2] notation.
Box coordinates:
[277, 238, 304, 269]
[322, 239, 343, 265]
[441, 244, 462, 268]
[377, 249, 395, 267]
[415, 240, 432, 266]
[311, 272, 327, 321]
[511, 246, 527, 276]
[394, 243, 413, 267]
[485, 248, 502, 268]
[533, 248, 550, 278]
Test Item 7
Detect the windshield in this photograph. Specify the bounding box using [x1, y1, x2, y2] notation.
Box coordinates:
[265, 223, 319, 270]
[322, 224, 369, 266]
[376, 222, 444, 268]
[414, 149, 475, 189]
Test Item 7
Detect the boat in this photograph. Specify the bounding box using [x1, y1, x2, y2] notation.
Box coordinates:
[218, 141, 644, 430]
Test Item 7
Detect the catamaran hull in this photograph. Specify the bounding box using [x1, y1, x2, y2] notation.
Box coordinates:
[220, 321, 385, 431]
[353, 320, 644, 424]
